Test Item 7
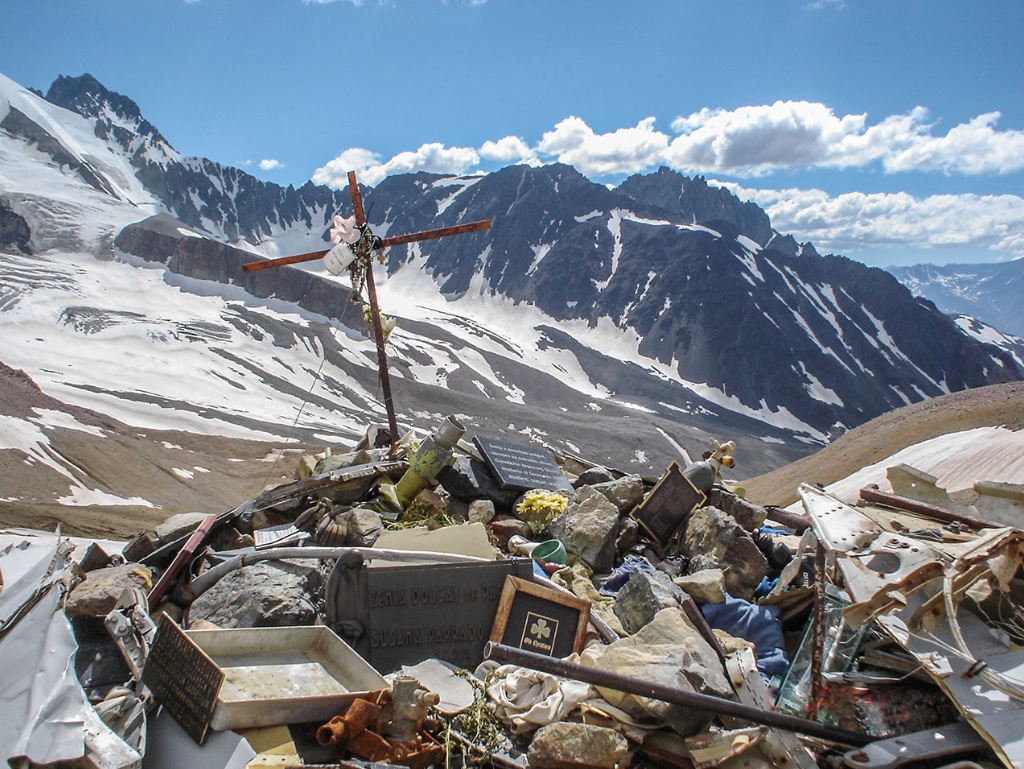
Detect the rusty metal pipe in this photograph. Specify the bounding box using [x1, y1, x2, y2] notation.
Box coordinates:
[859, 486, 1002, 530]
[483, 642, 872, 747]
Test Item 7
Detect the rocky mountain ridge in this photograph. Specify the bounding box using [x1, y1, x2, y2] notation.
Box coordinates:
[2, 71, 1022, 483]
[887, 259, 1024, 338]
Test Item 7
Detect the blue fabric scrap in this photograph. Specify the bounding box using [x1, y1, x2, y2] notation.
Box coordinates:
[701, 593, 789, 680]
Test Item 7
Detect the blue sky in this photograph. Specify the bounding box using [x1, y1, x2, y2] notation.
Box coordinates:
[2, 0, 1023, 267]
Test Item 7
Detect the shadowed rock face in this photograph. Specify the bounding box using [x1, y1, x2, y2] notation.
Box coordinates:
[0, 201, 32, 253]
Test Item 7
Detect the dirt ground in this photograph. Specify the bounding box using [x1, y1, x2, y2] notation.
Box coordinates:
[3, 352, 1023, 540]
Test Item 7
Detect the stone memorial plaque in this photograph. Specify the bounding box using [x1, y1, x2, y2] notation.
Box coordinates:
[325, 558, 533, 674]
[631, 460, 706, 548]
[474, 436, 573, 492]
[490, 576, 590, 658]
[142, 613, 225, 745]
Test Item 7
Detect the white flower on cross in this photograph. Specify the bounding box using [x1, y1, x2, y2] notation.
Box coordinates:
[330, 214, 359, 245]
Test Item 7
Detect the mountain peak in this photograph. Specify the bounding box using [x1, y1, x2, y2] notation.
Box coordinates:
[44, 72, 174, 153]
[617, 166, 774, 245]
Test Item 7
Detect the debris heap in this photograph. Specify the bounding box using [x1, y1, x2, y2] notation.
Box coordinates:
[3, 416, 1024, 769]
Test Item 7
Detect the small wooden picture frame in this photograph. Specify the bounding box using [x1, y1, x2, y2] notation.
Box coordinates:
[630, 460, 706, 548]
[489, 576, 590, 658]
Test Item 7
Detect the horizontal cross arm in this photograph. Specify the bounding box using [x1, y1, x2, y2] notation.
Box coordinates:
[380, 219, 491, 248]
[241, 249, 328, 272]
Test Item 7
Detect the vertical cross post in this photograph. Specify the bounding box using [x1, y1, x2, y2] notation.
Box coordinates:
[347, 171, 400, 452]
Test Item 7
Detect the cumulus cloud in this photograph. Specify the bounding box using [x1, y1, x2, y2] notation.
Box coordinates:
[537, 116, 668, 177]
[666, 102, 867, 174]
[723, 182, 1024, 257]
[309, 103, 1024, 189]
[313, 143, 478, 187]
[479, 135, 537, 165]
[259, 159, 282, 170]
[666, 102, 1024, 177]
[312, 147, 383, 187]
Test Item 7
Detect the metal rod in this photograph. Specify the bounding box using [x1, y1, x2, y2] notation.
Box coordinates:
[482, 642, 872, 747]
[380, 220, 491, 248]
[242, 249, 327, 272]
[181, 546, 490, 603]
[809, 540, 827, 719]
[859, 486, 1002, 530]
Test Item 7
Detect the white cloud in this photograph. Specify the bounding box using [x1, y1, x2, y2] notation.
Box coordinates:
[723, 182, 1024, 257]
[881, 112, 1024, 175]
[479, 135, 537, 165]
[259, 158, 282, 170]
[665, 102, 1024, 177]
[313, 143, 478, 187]
[311, 147, 382, 187]
[310, 103, 1024, 188]
[536, 116, 668, 177]
[667, 102, 867, 175]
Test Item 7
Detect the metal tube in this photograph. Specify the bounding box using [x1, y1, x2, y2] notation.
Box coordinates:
[482, 642, 872, 747]
[859, 486, 1001, 530]
[181, 546, 489, 603]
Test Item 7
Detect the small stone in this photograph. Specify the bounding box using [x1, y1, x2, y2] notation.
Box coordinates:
[590, 474, 645, 514]
[65, 563, 153, 618]
[673, 568, 727, 605]
[343, 507, 383, 547]
[155, 512, 210, 544]
[707, 488, 768, 531]
[574, 466, 616, 487]
[527, 722, 628, 769]
[488, 516, 534, 550]
[467, 499, 496, 525]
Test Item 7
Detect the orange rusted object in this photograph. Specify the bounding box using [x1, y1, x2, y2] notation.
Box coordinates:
[316, 696, 382, 747]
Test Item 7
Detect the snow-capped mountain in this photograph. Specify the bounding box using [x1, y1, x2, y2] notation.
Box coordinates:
[887, 259, 1024, 339]
[2, 71, 1022, 502]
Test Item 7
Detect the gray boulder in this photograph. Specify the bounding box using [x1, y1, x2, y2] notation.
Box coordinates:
[188, 560, 321, 628]
[343, 507, 384, 547]
[707, 488, 768, 530]
[613, 567, 686, 635]
[590, 474, 645, 515]
[683, 506, 768, 601]
[549, 486, 620, 572]
[587, 608, 734, 737]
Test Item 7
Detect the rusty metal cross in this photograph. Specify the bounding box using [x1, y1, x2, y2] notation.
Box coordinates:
[242, 171, 490, 450]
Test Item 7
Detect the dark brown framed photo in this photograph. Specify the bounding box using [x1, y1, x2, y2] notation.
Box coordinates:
[630, 460, 706, 548]
[489, 576, 590, 658]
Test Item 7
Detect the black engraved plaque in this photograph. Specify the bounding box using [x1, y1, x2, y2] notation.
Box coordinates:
[326, 558, 533, 674]
[474, 436, 573, 492]
[631, 460, 706, 548]
[142, 613, 225, 745]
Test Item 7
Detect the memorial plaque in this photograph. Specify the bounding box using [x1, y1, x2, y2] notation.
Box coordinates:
[630, 460, 706, 548]
[142, 613, 225, 745]
[474, 436, 573, 492]
[325, 558, 533, 674]
[490, 576, 590, 658]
